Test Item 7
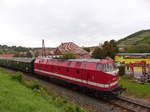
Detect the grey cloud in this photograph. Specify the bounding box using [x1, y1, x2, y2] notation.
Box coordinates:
[0, 0, 150, 47]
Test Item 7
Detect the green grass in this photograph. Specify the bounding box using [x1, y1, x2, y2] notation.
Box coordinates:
[0, 68, 92, 112]
[119, 76, 150, 101]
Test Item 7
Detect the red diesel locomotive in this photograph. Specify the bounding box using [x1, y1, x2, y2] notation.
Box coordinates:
[34, 58, 124, 96]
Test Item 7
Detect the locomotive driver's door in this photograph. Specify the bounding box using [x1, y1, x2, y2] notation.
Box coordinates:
[82, 70, 90, 84]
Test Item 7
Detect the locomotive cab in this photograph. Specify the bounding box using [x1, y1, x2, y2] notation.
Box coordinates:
[95, 61, 123, 95]
[96, 61, 119, 76]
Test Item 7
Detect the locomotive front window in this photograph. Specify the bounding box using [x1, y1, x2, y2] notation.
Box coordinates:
[96, 64, 103, 70]
[106, 63, 115, 71]
[107, 64, 113, 71]
[96, 63, 116, 72]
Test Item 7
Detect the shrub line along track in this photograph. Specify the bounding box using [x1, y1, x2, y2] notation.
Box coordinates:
[2, 67, 150, 112]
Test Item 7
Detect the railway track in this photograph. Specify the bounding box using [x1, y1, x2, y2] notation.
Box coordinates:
[108, 95, 150, 112]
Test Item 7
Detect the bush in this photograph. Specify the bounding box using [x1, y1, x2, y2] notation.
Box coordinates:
[62, 52, 76, 59]
[11, 72, 23, 82]
[11, 72, 42, 90]
[118, 65, 125, 76]
[25, 80, 41, 90]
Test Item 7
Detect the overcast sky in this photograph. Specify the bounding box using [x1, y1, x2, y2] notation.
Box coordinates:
[0, 0, 150, 47]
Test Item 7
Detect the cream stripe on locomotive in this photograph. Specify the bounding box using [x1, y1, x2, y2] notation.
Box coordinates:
[34, 69, 118, 88]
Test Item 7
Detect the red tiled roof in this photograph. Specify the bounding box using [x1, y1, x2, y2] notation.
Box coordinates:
[55, 42, 90, 57]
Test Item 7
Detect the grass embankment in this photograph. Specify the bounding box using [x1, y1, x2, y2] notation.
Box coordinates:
[119, 76, 150, 101]
[0, 68, 92, 112]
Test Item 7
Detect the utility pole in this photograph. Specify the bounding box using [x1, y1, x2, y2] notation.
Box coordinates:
[42, 39, 46, 57]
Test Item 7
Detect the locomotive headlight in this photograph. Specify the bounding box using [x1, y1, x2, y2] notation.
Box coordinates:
[113, 78, 116, 81]
[114, 69, 119, 75]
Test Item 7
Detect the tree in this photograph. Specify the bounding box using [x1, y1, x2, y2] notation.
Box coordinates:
[109, 40, 119, 59]
[92, 47, 106, 59]
[83, 48, 90, 52]
[62, 52, 76, 59]
[92, 40, 118, 59]
[34, 51, 39, 57]
[102, 40, 118, 59]
[25, 51, 33, 58]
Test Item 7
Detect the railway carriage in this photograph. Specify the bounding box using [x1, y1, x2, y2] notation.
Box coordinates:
[0, 57, 34, 72]
[34, 58, 123, 96]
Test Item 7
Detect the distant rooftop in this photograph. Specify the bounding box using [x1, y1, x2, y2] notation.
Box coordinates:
[117, 53, 150, 56]
[54, 42, 90, 58]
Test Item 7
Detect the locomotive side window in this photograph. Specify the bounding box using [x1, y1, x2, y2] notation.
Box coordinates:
[81, 64, 86, 68]
[76, 62, 81, 67]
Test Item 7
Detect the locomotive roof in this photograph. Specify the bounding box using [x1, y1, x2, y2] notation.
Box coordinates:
[35, 58, 114, 71]
[68, 59, 103, 62]
[38, 58, 113, 63]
